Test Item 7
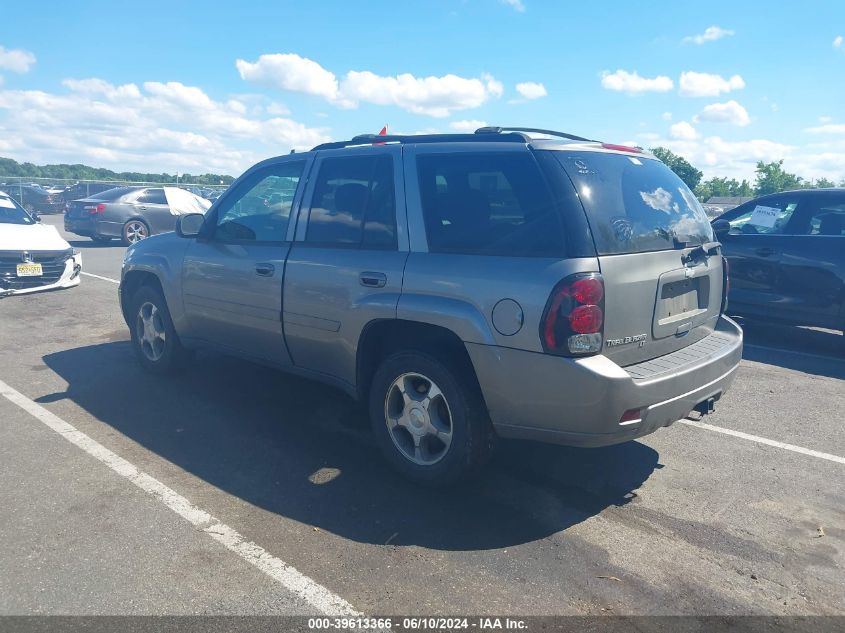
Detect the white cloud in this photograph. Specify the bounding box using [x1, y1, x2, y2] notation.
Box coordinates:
[600, 70, 674, 95]
[237, 53, 503, 117]
[679, 71, 745, 97]
[818, 116, 833, 123]
[834, 35, 843, 49]
[0, 78, 329, 175]
[694, 100, 750, 126]
[683, 26, 735, 45]
[0, 46, 36, 73]
[449, 119, 487, 133]
[670, 121, 698, 140]
[662, 112, 673, 121]
[339, 71, 501, 117]
[235, 53, 340, 101]
[804, 123, 845, 134]
[515, 82, 547, 99]
[501, 0, 526, 12]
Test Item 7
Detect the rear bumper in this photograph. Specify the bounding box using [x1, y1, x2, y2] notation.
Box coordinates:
[466, 315, 743, 447]
[64, 216, 95, 237]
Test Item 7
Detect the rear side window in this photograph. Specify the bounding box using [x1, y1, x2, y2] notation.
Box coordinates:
[551, 151, 714, 254]
[417, 152, 565, 257]
[801, 201, 845, 236]
[306, 156, 397, 248]
[137, 188, 167, 205]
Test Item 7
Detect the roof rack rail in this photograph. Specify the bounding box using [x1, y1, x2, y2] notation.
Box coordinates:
[310, 132, 529, 151]
[474, 126, 595, 142]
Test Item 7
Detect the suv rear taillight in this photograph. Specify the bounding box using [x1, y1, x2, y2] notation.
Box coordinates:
[85, 203, 106, 215]
[540, 273, 605, 356]
[721, 256, 730, 314]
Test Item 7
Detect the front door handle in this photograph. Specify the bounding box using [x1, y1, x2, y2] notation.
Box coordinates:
[756, 247, 776, 257]
[359, 271, 387, 288]
[255, 263, 275, 277]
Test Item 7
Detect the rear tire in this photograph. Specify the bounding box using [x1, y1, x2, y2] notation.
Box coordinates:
[129, 285, 192, 374]
[368, 350, 494, 486]
[122, 219, 149, 246]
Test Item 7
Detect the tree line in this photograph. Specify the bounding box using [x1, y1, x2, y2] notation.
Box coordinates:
[0, 157, 235, 186]
[650, 148, 842, 201]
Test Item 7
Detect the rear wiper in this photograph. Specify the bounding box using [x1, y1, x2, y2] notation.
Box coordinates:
[681, 241, 721, 265]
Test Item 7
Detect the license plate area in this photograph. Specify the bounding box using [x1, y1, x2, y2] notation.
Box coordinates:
[653, 267, 712, 339]
[16, 263, 43, 277]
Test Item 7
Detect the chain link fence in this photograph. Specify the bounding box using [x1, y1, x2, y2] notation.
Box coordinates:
[0, 176, 230, 214]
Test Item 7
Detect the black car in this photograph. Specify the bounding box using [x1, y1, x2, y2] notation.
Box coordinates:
[62, 182, 122, 207]
[2, 183, 65, 215]
[713, 188, 845, 333]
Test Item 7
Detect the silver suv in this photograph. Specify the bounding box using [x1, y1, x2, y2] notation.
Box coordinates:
[119, 127, 743, 485]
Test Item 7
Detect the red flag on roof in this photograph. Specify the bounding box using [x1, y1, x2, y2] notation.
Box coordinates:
[378, 125, 388, 136]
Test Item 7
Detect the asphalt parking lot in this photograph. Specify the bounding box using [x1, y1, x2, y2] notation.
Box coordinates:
[0, 215, 843, 616]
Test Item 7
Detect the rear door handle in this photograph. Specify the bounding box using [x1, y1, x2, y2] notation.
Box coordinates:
[255, 263, 275, 277]
[359, 271, 387, 288]
[755, 247, 777, 257]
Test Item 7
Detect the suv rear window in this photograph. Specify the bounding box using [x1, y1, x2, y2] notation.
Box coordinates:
[417, 152, 566, 257]
[550, 151, 713, 255]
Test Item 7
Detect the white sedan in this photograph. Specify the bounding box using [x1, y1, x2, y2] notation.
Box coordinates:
[1, 191, 82, 296]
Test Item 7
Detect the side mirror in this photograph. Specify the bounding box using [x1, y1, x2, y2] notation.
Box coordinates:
[711, 219, 730, 237]
[176, 213, 205, 238]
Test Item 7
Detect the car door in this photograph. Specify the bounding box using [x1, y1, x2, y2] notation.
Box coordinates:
[283, 146, 408, 388]
[181, 157, 310, 365]
[717, 193, 802, 317]
[774, 192, 845, 328]
[133, 188, 172, 234]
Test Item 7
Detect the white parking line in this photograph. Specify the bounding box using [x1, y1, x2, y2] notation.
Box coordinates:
[81, 271, 119, 284]
[680, 419, 845, 465]
[0, 378, 360, 616]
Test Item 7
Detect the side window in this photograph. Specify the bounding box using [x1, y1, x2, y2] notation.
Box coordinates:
[138, 188, 167, 205]
[804, 202, 845, 236]
[417, 152, 564, 256]
[214, 161, 305, 242]
[727, 196, 799, 235]
[305, 155, 397, 248]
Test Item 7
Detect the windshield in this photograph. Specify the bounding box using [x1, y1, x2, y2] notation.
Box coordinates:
[549, 151, 714, 255]
[0, 196, 36, 225]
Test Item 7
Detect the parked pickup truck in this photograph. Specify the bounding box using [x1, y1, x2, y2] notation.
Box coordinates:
[119, 127, 743, 485]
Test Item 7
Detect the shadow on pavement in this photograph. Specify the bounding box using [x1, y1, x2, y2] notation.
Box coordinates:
[733, 316, 845, 380]
[66, 239, 123, 249]
[40, 341, 661, 551]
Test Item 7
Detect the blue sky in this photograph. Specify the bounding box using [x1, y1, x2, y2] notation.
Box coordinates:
[1, 0, 844, 181]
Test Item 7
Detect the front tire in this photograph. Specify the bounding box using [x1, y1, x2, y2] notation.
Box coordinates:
[122, 219, 149, 245]
[368, 351, 494, 486]
[129, 285, 192, 374]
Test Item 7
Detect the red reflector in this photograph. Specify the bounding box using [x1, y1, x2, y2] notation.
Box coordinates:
[601, 143, 642, 153]
[571, 278, 604, 305]
[569, 304, 603, 334]
[620, 409, 642, 423]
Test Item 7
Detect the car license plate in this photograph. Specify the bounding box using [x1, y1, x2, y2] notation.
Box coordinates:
[16, 263, 43, 277]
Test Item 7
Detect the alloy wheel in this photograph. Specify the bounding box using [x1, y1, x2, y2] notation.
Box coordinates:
[384, 372, 453, 466]
[136, 301, 166, 362]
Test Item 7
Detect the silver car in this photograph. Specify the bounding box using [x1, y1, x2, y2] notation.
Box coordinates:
[119, 127, 743, 485]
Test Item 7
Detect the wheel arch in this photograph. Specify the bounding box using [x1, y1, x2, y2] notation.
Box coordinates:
[356, 319, 485, 404]
[120, 270, 164, 326]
